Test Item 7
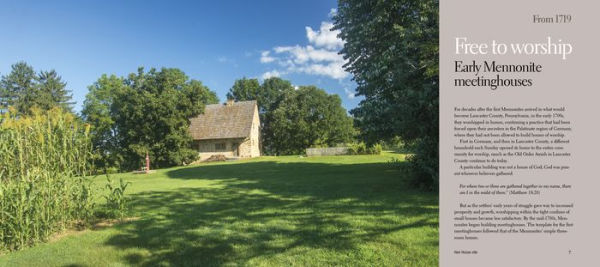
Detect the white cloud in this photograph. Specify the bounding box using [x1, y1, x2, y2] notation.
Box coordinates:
[260, 51, 275, 63]
[259, 17, 349, 80]
[328, 8, 337, 18]
[261, 70, 282, 80]
[273, 45, 342, 64]
[344, 87, 356, 99]
[305, 22, 343, 50]
[289, 61, 348, 80]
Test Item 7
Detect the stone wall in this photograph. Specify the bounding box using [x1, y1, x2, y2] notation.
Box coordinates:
[238, 138, 252, 158]
[306, 147, 349, 157]
[236, 106, 260, 158]
[248, 105, 261, 157]
[195, 138, 244, 161]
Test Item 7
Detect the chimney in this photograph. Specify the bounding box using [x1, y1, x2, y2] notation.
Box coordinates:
[226, 99, 234, 106]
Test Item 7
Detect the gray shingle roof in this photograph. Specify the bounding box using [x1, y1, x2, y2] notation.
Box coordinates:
[189, 100, 257, 140]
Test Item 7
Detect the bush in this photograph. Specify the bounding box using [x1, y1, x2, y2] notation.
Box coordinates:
[405, 137, 438, 191]
[348, 142, 381, 155]
[367, 143, 382, 155]
[348, 142, 366, 155]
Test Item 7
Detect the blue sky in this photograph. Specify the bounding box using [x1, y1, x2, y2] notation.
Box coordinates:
[0, 0, 360, 113]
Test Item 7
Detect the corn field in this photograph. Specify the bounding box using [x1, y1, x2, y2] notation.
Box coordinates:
[0, 107, 96, 251]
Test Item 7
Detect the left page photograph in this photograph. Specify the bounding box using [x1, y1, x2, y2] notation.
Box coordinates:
[0, 1, 440, 266]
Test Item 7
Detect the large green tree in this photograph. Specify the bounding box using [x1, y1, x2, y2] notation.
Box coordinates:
[81, 74, 127, 169]
[0, 62, 73, 114]
[226, 78, 260, 103]
[269, 86, 355, 155]
[334, 0, 439, 189]
[226, 77, 294, 154]
[82, 67, 218, 171]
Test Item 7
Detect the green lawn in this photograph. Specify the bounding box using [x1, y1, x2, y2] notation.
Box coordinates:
[0, 152, 438, 266]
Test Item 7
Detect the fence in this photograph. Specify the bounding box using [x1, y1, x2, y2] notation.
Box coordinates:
[306, 147, 349, 157]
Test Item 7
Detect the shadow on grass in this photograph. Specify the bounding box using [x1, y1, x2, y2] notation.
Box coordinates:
[105, 161, 438, 266]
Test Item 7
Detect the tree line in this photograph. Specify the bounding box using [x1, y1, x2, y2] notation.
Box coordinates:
[0, 62, 73, 114]
[0, 63, 356, 172]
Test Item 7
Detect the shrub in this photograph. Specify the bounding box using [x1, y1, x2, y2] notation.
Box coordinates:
[406, 137, 438, 191]
[367, 143, 383, 155]
[348, 142, 381, 155]
[348, 142, 367, 155]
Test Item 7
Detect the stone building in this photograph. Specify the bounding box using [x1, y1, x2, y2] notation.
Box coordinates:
[189, 100, 260, 160]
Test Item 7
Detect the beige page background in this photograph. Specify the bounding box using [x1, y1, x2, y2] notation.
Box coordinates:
[440, 0, 599, 266]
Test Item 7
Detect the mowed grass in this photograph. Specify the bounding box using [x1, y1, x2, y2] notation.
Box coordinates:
[0, 152, 438, 266]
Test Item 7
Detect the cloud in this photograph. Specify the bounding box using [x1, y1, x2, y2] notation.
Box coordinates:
[305, 22, 343, 50]
[288, 60, 348, 80]
[261, 70, 282, 80]
[273, 45, 342, 64]
[328, 8, 337, 18]
[344, 87, 356, 99]
[260, 51, 275, 63]
[259, 17, 349, 80]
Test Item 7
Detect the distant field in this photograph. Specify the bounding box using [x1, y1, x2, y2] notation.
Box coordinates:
[0, 152, 438, 266]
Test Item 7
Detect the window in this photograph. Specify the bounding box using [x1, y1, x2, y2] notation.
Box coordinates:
[215, 143, 226, 151]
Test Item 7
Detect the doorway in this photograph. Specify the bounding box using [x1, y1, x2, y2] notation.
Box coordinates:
[232, 142, 239, 156]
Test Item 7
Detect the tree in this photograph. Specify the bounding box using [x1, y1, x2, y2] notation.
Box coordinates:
[82, 67, 219, 171]
[226, 77, 294, 154]
[0, 62, 37, 113]
[0, 62, 73, 114]
[334, 0, 439, 190]
[269, 86, 355, 155]
[256, 78, 295, 153]
[81, 74, 127, 169]
[226, 78, 260, 103]
[37, 70, 74, 112]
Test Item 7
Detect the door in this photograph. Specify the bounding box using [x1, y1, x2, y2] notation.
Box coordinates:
[232, 142, 239, 157]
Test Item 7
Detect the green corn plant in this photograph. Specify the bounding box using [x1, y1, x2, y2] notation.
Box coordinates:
[71, 176, 96, 226]
[103, 176, 131, 220]
[0, 107, 98, 251]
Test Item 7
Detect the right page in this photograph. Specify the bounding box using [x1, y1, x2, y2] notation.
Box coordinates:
[440, 0, 599, 265]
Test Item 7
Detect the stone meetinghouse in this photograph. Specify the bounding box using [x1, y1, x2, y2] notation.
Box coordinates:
[188, 100, 260, 160]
